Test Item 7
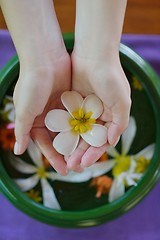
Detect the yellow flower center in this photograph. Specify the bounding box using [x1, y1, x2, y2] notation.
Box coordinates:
[25, 190, 42, 203]
[69, 108, 96, 134]
[135, 156, 150, 173]
[112, 155, 131, 178]
[132, 77, 143, 90]
[37, 167, 48, 179]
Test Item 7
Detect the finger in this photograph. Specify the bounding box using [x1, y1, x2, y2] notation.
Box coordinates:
[14, 114, 34, 155]
[106, 100, 131, 146]
[31, 128, 68, 176]
[99, 105, 112, 123]
[106, 122, 123, 146]
[67, 139, 89, 171]
[81, 144, 107, 167]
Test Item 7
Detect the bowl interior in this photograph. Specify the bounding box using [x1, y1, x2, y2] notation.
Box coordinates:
[0, 38, 160, 227]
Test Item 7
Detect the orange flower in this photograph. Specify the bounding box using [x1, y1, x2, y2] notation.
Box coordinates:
[90, 175, 113, 198]
[98, 152, 108, 162]
[42, 155, 51, 169]
[0, 124, 15, 150]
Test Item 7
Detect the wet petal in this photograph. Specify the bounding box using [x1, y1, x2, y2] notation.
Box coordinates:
[106, 146, 120, 158]
[82, 94, 103, 119]
[108, 178, 125, 202]
[61, 91, 83, 116]
[45, 109, 71, 132]
[81, 124, 107, 147]
[125, 173, 141, 186]
[4, 103, 14, 112]
[50, 160, 115, 183]
[27, 140, 44, 168]
[128, 158, 137, 173]
[53, 131, 80, 156]
[14, 174, 39, 192]
[89, 160, 116, 177]
[8, 109, 15, 122]
[41, 178, 61, 210]
[51, 170, 93, 183]
[134, 144, 155, 159]
[121, 116, 136, 155]
[10, 154, 37, 174]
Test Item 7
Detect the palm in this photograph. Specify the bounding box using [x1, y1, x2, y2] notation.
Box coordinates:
[65, 53, 131, 170]
[18, 54, 71, 176]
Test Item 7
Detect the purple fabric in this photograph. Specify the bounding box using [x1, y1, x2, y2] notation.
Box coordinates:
[0, 30, 160, 240]
[121, 34, 160, 76]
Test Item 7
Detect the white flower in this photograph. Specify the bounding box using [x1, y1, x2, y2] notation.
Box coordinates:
[11, 140, 115, 209]
[45, 91, 107, 156]
[11, 140, 62, 210]
[108, 158, 142, 202]
[0, 95, 15, 122]
[106, 116, 155, 202]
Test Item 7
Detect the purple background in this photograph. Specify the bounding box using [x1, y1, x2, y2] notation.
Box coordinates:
[0, 30, 160, 240]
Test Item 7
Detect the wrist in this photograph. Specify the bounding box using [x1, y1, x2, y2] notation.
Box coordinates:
[73, 38, 121, 62]
[19, 43, 69, 72]
[74, 0, 127, 59]
[73, 41, 120, 60]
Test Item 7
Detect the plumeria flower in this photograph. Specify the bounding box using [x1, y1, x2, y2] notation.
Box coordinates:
[105, 116, 155, 202]
[0, 95, 15, 122]
[10, 140, 62, 210]
[45, 91, 107, 156]
[11, 140, 115, 209]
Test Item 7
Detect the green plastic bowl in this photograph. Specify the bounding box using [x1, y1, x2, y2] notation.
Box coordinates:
[0, 33, 160, 228]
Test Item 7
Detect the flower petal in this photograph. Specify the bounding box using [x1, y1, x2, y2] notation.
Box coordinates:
[121, 116, 136, 155]
[89, 160, 116, 177]
[61, 91, 83, 116]
[106, 146, 120, 158]
[125, 173, 142, 186]
[41, 178, 61, 210]
[49, 170, 93, 182]
[108, 177, 125, 202]
[10, 154, 37, 174]
[82, 94, 103, 119]
[14, 174, 39, 192]
[45, 109, 71, 132]
[134, 143, 155, 159]
[81, 124, 107, 147]
[53, 131, 80, 156]
[27, 140, 44, 168]
[49, 160, 116, 183]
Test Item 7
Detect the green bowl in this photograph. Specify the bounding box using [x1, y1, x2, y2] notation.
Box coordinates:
[0, 33, 160, 228]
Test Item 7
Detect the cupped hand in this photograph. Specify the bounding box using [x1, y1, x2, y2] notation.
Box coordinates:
[66, 51, 131, 171]
[13, 52, 71, 175]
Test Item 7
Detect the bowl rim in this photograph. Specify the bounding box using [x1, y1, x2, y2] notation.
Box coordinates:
[0, 33, 160, 228]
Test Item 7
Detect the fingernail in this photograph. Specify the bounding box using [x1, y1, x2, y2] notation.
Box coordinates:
[14, 141, 20, 155]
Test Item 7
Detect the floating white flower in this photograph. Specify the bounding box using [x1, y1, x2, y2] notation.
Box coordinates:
[11, 140, 115, 209]
[45, 91, 107, 156]
[0, 95, 15, 122]
[106, 116, 155, 202]
[11, 140, 61, 210]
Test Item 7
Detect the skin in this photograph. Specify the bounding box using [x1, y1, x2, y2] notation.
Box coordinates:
[0, 0, 71, 175]
[0, 0, 131, 175]
[66, 0, 131, 171]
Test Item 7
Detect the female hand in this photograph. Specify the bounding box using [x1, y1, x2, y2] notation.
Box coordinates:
[13, 52, 71, 175]
[66, 51, 131, 171]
